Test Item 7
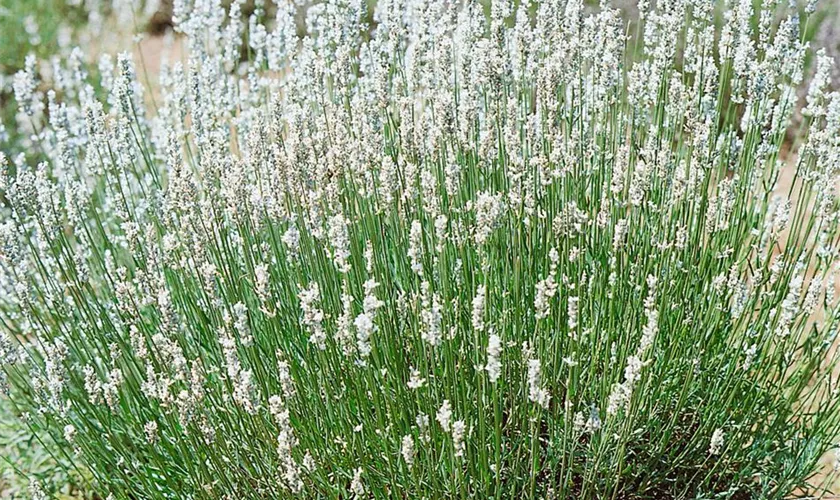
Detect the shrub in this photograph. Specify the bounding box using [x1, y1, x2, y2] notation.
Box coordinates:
[1, 0, 840, 498]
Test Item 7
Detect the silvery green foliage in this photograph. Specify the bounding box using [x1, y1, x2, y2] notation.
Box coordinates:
[1, 0, 840, 498]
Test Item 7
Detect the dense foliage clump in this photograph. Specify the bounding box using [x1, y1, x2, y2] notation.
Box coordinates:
[1, 0, 840, 498]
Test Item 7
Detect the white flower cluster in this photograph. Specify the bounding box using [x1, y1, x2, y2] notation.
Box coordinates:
[299, 282, 326, 350]
[607, 275, 658, 416]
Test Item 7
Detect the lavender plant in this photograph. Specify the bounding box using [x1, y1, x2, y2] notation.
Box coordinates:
[2, 0, 840, 498]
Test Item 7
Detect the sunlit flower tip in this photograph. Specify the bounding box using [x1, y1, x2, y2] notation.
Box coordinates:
[407, 368, 426, 390]
[401, 435, 415, 466]
[486, 334, 502, 383]
[144, 420, 159, 444]
[436, 400, 452, 433]
[452, 420, 467, 457]
[350, 467, 364, 498]
[709, 428, 725, 456]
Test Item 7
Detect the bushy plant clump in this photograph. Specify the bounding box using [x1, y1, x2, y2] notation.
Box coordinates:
[2, 0, 840, 498]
